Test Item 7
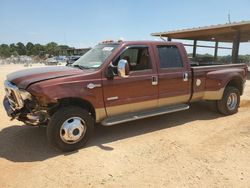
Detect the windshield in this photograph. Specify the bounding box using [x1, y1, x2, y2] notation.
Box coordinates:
[73, 44, 119, 69]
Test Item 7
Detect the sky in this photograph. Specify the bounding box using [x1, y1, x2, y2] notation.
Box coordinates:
[0, 0, 250, 55]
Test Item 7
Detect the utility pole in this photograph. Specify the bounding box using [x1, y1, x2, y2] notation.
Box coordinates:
[228, 10, 231, 24]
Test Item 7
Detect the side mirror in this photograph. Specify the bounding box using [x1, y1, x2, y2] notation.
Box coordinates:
[118, 59, 129, 78]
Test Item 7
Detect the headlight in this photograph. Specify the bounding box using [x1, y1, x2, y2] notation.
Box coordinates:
[19, 90, 32, 100]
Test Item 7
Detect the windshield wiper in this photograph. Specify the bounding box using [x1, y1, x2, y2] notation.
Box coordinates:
[73, 64, 92, 70]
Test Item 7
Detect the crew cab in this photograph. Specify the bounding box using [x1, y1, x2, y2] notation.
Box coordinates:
[3, 41, 248, 151]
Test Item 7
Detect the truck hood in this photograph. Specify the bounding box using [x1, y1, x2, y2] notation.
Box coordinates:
[7, 66, 85, 89]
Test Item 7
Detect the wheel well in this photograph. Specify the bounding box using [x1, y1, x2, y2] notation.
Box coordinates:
[48, 98, 96, 120]
[226, 78, 243, 95]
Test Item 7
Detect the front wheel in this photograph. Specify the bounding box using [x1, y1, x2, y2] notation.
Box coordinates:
[217, 87, 240, 115]
[47, 106, 94, 152]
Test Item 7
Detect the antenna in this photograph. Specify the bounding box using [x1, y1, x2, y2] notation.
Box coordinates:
[228, 10, 231, 24]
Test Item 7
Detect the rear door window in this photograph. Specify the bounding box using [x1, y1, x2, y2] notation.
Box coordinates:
[157, 45, 183, 68]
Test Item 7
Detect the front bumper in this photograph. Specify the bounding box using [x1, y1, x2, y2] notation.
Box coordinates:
[3, 81, 48, 125]
[3, 96, 48, 125]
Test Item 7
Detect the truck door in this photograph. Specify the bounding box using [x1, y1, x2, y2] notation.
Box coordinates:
[102, 45, 158, 117]
[154, 44, 191, 107]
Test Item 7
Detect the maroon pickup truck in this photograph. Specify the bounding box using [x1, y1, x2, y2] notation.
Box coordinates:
[3, 41, 248, 151]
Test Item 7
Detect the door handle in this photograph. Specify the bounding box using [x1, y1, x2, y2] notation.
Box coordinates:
[152, 76, 158, 86]
[183, 73, 188, 81]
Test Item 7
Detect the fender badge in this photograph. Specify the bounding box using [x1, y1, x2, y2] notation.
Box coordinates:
[87, 83, 101, 89]
[196, 79, 202, 87]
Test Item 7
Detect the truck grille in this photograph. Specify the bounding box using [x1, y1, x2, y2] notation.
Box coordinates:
[4, 80, 24, 110]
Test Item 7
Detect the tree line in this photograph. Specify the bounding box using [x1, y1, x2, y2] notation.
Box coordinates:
[0, 42, 72, 58]
[190, 53, 250, 64]
[1, 42, 250, 63]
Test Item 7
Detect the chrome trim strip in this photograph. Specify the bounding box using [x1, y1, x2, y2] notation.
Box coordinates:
[107, 96, 119, 101]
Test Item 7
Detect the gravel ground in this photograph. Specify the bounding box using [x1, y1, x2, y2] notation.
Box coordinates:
[0, 65, 250, 188]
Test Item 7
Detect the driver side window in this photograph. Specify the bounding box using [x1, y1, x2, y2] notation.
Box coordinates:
[114, 46, 152, 72]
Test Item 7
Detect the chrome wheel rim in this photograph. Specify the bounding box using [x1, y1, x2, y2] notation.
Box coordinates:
[227, 93, 238, 111]
[60, 117, 86, 144]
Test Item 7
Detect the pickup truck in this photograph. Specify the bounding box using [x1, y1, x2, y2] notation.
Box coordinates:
[3, 41, 248, 151]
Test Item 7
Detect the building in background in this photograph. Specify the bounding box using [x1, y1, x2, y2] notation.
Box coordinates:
[59, 48, 91, 56]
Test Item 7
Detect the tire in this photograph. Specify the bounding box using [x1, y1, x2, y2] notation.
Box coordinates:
[47, 106, 94, 152]
[217, 86, 240, 115]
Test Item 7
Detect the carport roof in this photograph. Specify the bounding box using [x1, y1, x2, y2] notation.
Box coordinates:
[151, 21, 250, 42]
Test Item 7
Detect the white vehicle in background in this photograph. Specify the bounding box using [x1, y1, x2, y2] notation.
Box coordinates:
[20, 55, 32, 63]
[45, 57, 59, 65]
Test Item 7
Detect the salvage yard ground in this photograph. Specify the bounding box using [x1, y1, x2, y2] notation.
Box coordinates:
[0, 65, 250, 187]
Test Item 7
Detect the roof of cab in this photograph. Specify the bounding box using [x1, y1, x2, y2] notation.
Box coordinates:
[102, 40, 183, 46]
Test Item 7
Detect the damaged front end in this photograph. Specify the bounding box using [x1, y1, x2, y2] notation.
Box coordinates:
[3, 80, 49, 126]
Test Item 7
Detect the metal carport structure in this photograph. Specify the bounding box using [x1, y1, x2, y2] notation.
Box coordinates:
[151, 21, 250, 64]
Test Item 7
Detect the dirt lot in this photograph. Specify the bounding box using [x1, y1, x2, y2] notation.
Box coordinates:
[0, 65, 250, 188]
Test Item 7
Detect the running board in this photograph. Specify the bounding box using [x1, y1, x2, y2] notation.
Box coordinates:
[101, 104, 190, 126]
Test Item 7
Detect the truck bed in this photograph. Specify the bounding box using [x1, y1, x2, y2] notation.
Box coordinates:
[190, 63, 248, 102]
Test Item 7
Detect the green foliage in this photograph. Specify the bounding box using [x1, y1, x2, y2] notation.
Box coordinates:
[9, 43, 17, 54]
[218, 55, 232, 63]
[0, 44, 11, 57]
[45, 42, 59, 55]
[26, 42, 34, 55]
[11, 51, 19, 57]
[191, 53, 214, 62]
[189, 53, 250, 64]
[0, 42, 72, 58]
[238, 55, 250, 64]
[16, 42, 27, 55]
[1, 43, 249, 63]
[31, 44, 45, 56]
